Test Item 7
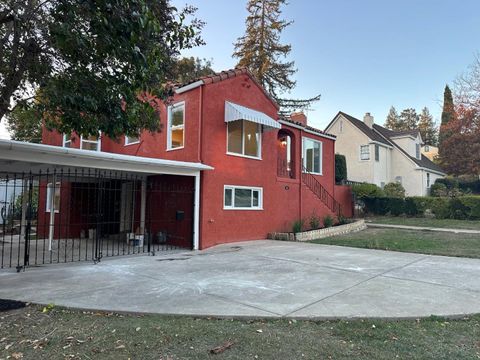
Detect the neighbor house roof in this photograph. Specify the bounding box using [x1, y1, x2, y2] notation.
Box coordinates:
[330, 112, 444, 174]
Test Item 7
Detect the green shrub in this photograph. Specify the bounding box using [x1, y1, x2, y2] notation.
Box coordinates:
[335, 154, 347, 183]
[351, 183, 384, 199]
[292, 219, 304, 233]
[430, 197, 451, 219]
[388, 198, 405, 216]
[436, 177, 459, 189]
[430, 183, 448, 197]
[337, 215, 349, 225]
[383, 182, 406, 198]
[323, 215, 334, 228]
[456, 196, 480, 220]
[309, 212, 320, 230]
[404, 197, 423, 216]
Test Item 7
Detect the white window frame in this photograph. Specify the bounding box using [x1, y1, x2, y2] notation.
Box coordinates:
[374, 144, 380, 162]
[426, 173, 431, 188]
[167, 101, 185, 151]
[62, 134, 72, 148]
[360, 145, 370, 161]
[125, 134, 140, 146]
[46, 182, 61, 213]
[226, 120, 262, 160]
[223, 185, 263, 210]
[302, 137, 323, 175]
[416, 143, 421, 159]
[80, 132, 101, 151]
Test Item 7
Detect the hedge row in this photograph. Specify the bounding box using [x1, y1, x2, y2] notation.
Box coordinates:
[436, 178, 480, 194]
[362, 196, 480, 220]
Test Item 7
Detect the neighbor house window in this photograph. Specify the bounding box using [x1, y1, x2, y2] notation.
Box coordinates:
[339, 120, 344, 133]
[224, 185, 263, 210]
[395, 176, 403, 184]
[424, 145, 430, 152]
[360, 145, 370, 160]
[302, 138, 322, 174]
[227, 120, 261, 158]
[416, 143, 421, 159]
[167, 102, 185, 150]
[427, 173, 431, 188]
[80, 134, 100, 151]
[63, 134, 72, 148]
[46, 182, 61, 213]
[375, 144, 380, 161]
[125, 134, 140, 145]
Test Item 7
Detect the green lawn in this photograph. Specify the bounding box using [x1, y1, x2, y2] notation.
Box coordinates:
[367, 216, 480, 230]
[1, 305, 480, 359]
[310, 228, 480, 258]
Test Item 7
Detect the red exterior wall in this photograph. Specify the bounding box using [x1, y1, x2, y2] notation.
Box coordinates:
[334, 185, 354, 218]
[40, 72, 353, 249]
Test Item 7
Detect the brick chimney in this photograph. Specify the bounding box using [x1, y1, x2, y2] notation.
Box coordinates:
[290, 112, 307, 126]
[363, 112, 374, 128]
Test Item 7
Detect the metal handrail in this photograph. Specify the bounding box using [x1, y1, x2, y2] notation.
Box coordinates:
[301, 165, 342, 216]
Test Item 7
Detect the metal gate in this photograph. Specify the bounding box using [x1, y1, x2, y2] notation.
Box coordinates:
[0, 169, 194, 271]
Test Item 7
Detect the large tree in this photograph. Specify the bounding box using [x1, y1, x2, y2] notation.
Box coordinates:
[1, 0, 203, 138]
[170, 57, 214, 84]
[438, 85, 455, 158]
[233, 0, 320, 113]
[398, 108, 418, 130]
[418, 107, 437, 145]
[384, 106, 401, 130]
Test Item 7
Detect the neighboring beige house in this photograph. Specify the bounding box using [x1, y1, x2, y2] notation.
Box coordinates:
[421, 145, 439, 161]
[326, 112, 446, 196]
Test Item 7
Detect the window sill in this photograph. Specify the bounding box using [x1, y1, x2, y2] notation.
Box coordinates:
[226, 152, 262, 161]
[167, 146, 185, 152]
[46, 210, 60, 214]
[223, 207, 264, 211]
[302, 171, 323, 176]
[124, 141, 140, 146]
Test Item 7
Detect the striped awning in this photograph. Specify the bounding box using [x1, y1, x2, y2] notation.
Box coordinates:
[225, 101, 281, 130]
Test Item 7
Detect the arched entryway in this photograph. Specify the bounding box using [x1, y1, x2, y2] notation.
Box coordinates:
[277, 129, 295, 179]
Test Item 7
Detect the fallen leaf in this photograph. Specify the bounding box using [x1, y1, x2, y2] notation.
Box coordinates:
[115, 344, 126, 349]
[5, 343, 13, 350]
[136, 327, 141, 332]
[256, 329, 263, 333]
[11, 352, 23, 359]
[210, 341, 234, 354]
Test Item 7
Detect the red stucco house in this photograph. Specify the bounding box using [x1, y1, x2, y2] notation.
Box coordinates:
[37, 68, 352, 252]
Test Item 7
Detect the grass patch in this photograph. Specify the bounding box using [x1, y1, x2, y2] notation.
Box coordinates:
[310, 228, 480, 258]
[0, 305, 480, 359]
[367, 216, 480, 230]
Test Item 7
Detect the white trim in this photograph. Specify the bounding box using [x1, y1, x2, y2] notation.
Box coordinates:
[62, 134, 71, 148]
[0, 139, 213, 175]
[193, 172, 200, 250]
[302, 137, 323, 175]
[167, 101, 185, 151]
[225, 101, 281, 130]
[279, 120, 336, 140]
[125, 135, 140, 146]
[45, 182, 60, 214]
[368, 140, 393, 149]
[414, 167, 446, 176]
[390, 134, 417, 141]
[226, 120, 262, 160]
[175, 80, 204, 94]
[223, 185, 263, 210]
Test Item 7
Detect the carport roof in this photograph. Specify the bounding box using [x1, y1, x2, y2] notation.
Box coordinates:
[0, 139, 213, 175]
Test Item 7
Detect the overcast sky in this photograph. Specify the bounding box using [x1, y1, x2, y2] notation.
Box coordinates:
[1, 0, 479, 139]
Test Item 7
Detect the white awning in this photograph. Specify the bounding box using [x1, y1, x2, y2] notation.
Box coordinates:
[225, 101, 281, 130]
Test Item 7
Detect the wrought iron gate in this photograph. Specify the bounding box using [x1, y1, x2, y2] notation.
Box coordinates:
[0, 169, 194, 271]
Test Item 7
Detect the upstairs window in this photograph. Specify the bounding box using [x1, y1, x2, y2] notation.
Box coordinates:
[167, 102, 185, 150]
[375, 144, 380, 161]
[125, 134, 140, 145]
[360, 145, 370, 160]
[302, 138, 322, 175]
[224, 185, 263, 210]
[227, 120, 261, 158]
[416, 143, 421, 159]
[63, 134, 72, 148]
[81, 134, 100, 151]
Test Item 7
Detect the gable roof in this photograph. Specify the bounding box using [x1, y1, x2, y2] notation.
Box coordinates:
[174, 67, 280, 110]
[329, 111, 445, 174]
[280, 117, 337, 139]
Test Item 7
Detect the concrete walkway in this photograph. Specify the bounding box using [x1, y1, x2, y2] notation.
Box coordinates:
[367, 222, 480, 234]
[1, 240, 480, 319]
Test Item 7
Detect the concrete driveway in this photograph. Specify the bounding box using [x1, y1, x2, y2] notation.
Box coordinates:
[1, 240, 480, 319]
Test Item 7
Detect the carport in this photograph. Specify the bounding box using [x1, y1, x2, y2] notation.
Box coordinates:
[0, 139, 212, 271]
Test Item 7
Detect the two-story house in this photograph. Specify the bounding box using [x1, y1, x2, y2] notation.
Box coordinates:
[325, 112, 446, 196]
[24, 68, 353, 255]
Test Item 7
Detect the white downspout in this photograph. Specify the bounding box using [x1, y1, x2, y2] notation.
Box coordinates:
[140, 178, 146, 235]
[20, 180, 28, 242]
[48, 178, 56, 251]
[193, 172, 200, 250]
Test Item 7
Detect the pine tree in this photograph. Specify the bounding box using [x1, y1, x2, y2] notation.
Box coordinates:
[385, 106, 401, 130]
[418, 107, 438, 146]
[439, 85, 455, 151]
[399, 108, 419, 130]
[233, 0, 320, 113]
